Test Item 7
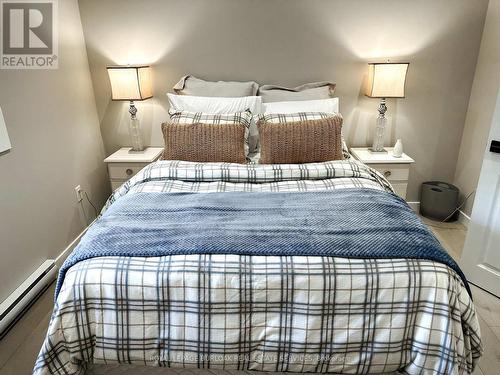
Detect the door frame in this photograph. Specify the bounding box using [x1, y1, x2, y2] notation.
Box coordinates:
[460, 90, 500, 297]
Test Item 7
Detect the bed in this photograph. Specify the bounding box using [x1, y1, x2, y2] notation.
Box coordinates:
[34, 157, 482, 375]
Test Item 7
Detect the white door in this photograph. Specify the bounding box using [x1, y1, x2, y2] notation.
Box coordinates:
[461, 91, 500, 297]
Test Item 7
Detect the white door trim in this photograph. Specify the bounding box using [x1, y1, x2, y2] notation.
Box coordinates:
[460, 90, 500, 297]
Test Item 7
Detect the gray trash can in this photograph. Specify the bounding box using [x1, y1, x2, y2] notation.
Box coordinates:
[420, 181, 459, 221]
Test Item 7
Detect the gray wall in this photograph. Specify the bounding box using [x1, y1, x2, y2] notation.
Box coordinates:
[454, 0, 500, 216]
[78, 0, 489, 203]
[0, 0, 109, 301]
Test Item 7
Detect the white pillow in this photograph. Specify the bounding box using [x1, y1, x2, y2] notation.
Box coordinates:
[167, 93, 262, 115]
[263, 97, 339, 114]
[167, 93, 262, 153]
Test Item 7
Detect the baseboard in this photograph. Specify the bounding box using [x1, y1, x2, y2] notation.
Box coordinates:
[407, 201, 420, 213]
[458, 210, 471, 228]
[0, 219, 94, 342]
[408, 200, 470, 228]
[0, 260, 56, 340]
[55, 218, 96, 268]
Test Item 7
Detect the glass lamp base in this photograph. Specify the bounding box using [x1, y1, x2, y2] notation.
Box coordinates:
[129, 117, 144, 152]
[368, 147, 388, 153]
[371, 113, 387, 152]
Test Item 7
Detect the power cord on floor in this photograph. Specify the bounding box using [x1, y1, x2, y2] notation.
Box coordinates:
[84, 191, 99, 218]
[78, 199, 89, 224]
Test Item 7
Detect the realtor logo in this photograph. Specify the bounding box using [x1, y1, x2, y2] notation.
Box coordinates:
[1, 0, 58, 69]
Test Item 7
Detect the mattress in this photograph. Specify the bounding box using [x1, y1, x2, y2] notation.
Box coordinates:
[34, 159, 482, 375]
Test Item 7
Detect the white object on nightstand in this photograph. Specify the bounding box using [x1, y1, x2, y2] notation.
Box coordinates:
[350, 147, 414, 199]
[393, 139, 403, 157]
[104, 147, 163, 190]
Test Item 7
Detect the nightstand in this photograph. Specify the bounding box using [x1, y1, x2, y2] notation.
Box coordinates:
[350, 147, 415, 199]
[104, 147, 163, 190]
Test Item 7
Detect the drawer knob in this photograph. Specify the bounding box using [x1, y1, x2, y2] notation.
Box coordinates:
[384, 170, 392, 178]
[126, 168, 133, 176]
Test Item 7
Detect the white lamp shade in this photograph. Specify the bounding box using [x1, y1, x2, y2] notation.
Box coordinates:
[365, 63, 409, 98]
[107, 65, 153, 101]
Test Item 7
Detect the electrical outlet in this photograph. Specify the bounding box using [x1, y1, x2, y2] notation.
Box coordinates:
[75, 185, 83, 203]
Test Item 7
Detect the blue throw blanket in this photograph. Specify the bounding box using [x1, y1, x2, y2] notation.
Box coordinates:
[56, 189, 471, 297]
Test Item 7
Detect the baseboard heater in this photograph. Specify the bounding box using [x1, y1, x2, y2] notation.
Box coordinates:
[0, 260, 57, 340]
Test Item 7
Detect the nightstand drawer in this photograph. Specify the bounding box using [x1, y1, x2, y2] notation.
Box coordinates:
[391, 183, 408, 199]
[110, 179, 126, 191]
[108, 163, 148, 180]
[104, 148, 164, 193]
[369, 164, 409, 181]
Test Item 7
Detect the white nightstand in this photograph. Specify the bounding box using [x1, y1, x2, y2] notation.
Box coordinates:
[104, 147, 163, 190]
[350, 147, 415, 199]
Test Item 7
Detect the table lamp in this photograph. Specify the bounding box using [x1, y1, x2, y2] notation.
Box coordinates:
[365, 62, 409, 153]
[107, 65, 153, 152]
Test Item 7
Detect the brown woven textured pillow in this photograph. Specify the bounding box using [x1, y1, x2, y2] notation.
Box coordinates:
[257, 115, 343, 164]
[162, 122, 246, 163]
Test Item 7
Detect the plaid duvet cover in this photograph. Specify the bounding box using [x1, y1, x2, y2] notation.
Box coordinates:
[34, 159, 482, 375]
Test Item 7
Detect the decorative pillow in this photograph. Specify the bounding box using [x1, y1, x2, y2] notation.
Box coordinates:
[257, 112, 344, 164]
[259, 112, 350, 159]
[167, 94, 262, 154]
[173, 75, 258, 97]
[162, 111, 251, 163]
[168, 109, 251, 157]
[263, 97, 339, 114]
[257, 81, 336, 103]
